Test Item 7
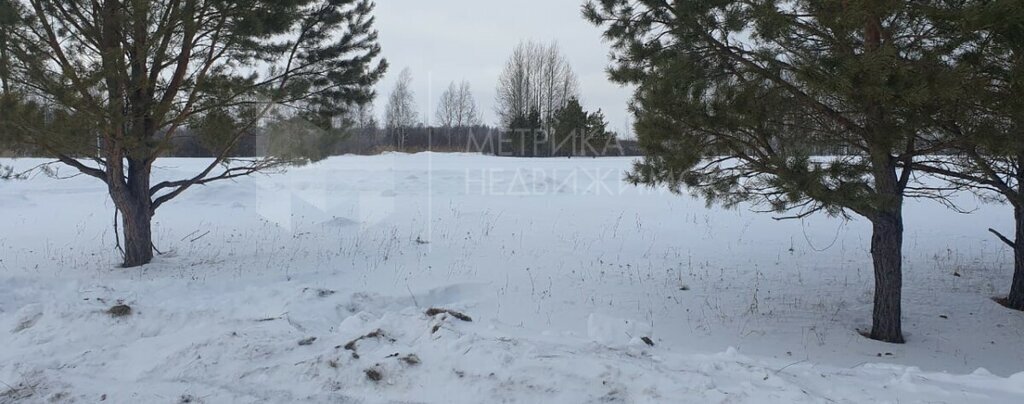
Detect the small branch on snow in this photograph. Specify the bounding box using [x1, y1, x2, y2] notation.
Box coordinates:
[764, 359, 808, 380]
[180, 229, 201, 241]
[189, 231, 211, 243]
[407, 284, 420, 308]
[425, 308, 472, 322]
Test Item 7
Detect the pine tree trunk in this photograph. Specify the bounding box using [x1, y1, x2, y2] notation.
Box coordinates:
[0, 40, 9, 96]
[865, 145, 906, 343]
[869, 210, 904, 343]
[112, 159, 154, 268]
[121, 201, 153, 267]
[1006, 206, 1024, 310]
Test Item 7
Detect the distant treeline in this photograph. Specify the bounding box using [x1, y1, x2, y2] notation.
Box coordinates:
[167, 125, 645, 158]
[0, 127, 893, 159]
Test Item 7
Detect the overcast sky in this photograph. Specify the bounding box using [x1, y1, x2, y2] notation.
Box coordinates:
[371, 0, 635, 136]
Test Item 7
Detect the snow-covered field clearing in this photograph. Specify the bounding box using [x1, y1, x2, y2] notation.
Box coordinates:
[1, 153, 1022, 403]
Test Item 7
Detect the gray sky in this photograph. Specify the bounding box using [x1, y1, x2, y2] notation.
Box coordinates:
[371, 0, 635, 136]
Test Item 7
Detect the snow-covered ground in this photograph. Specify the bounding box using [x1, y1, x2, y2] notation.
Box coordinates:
[1, 153, 1022, 403]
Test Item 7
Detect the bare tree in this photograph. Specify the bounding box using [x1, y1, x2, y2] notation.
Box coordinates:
[495, 41, 579, 129]
[436, 82, 458, 128]
[454, 81, 481, 127]
[348, 101, 378, 131]
[385, 68, 418, 148]
[436, 80, 479, 128]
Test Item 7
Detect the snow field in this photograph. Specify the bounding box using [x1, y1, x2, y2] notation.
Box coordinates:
[1, 153, 1022, 403]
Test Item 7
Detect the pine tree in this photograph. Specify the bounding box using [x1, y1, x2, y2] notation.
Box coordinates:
[584, 109, 615, 156]
[552, 99, 588, 156]
[0, 0, 387, 267]
[508, 109, 543, 157]
[0, 0, 15, 96]
[552, 98, 615, 157]
[0, 0, 15, 172]
[585, 0, 963, 342]
[912, 0, 1024, 311]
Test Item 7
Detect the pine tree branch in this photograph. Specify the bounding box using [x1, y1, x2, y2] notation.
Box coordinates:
[49, 153, 107, 183]
[988, 228, 1016, 249]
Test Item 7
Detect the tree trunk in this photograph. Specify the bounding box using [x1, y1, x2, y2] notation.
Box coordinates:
[120, 201, 153, 267]
[0, 45, 9, 95]
[866, 146, 906, 343]
[112, 159, 154, 268]
[869, 209, 905, 343]
[1006, 206, 1024, 310]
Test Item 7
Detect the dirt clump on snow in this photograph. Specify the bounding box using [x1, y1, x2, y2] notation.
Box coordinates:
[106, 304, 132, 318]
[399, 354, 421, 365]
[364, 367, 383, 382]
[343, 329, 394, 358]
[425, 308, 472, 322]
[386, 352, 421, 365]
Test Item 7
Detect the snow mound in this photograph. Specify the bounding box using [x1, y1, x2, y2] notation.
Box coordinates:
[0, 282, 1020, 403]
